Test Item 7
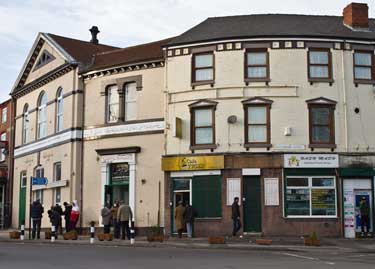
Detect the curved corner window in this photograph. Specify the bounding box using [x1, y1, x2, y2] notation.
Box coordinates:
[22, 104, 30, 144]
[56, 88, 63, 132]
[37, 92, 47, 139]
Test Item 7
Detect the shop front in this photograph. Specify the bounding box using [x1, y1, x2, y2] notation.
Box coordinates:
[162, 155, 225, 236]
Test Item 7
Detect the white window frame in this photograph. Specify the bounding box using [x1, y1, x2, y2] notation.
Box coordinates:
[37, 93, 47, 139]
[23, 109, 30, 144]
[20, 172, 27, 188]
[124, 82, 137, 121]
[107, 85, 119, 123]
[1, 107, 7, 124]
[285, 176, 337, 218]
[56, 89, 63, 132]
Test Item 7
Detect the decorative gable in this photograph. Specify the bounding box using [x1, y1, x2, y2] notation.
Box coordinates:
[306, 97, 337, 105]
[188, 99, 218, 108]
[242, 97, 273, 105]
[33, 50, 56, 71]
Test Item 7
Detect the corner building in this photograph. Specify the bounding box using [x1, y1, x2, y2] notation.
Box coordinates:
[162, 3, 375, 238]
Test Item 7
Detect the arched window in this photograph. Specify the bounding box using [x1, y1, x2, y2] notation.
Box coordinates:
[37, 92, 47, 139]
[22, 104, 29, 144]
[56, 88, 63, 132]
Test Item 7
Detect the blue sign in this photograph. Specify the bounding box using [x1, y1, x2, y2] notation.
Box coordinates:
[32, 177, 48, 185]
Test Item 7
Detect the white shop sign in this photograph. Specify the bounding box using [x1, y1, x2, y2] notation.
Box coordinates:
[284, 154, 339, 168]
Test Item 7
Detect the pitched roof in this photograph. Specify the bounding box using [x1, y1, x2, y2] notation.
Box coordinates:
[168, 14, 375, 46]
[47, 33, 119, 66]
[85, 37, 173, 72]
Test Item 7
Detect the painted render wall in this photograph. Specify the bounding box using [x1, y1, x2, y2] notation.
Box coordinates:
[165, 47, 375, 155]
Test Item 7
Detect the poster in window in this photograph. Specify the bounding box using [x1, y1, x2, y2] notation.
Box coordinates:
[111, 163, 130, 185]
[311, 189, 336, 216]
[264, 178, 279, 206]
[227, 178, 241, 205]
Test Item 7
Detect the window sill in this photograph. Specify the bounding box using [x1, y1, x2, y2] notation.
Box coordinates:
[190, 144, 217, 151]
[244, 143, 272, 149]
[191, 81, 215, 88]
[32, 180, 69, 191]
[244, 78, 270, 83]
[308, 78, 334, 84]
[354, 79, 375, 85]
[309, 143, 336, 149]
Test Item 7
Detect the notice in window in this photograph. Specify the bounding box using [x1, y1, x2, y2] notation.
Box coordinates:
[311, 189, 336, 216]
[227, 178, 241, 205]
[264, 178, 279, 206]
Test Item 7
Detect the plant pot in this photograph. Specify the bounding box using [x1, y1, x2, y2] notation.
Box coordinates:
[208, 236, 226, 244]
[147, 234, 164, 242]
[63, 231, 78, 240]
[104, 233, 113, 241]
[97, 233, 105, 241]
[311, 239, 321, 246]
[255, 239, 272, 245]
[303, 237, 312, 246]
[9, 231, 20, 239]
[45, 231, 52, 240]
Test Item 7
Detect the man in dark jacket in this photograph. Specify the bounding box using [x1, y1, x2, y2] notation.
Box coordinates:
[54, 204, 63, 235]
[63, 202, 72, 232]
[31, 199, 44, 239]
[231, 197, 241, 236]
[183, 204, 197, 238]
[48, 207, 61, 239]
[360, 197, 370, 237]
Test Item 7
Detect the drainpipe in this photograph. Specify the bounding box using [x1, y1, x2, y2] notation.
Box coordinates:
[8, 97, 17, 228]
[78, 69, 85, 232]
[341, 45, 348, 151]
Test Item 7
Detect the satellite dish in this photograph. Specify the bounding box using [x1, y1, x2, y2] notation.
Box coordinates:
[227, 115, 237, 124]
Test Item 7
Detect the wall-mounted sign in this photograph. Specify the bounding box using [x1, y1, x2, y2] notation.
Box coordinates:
[162, 155, 224, 171]
[284, 154, 339, 168]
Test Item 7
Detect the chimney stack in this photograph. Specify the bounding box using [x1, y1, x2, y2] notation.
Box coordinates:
[343, 2, 369, 29]
[89, 26, 100, 44]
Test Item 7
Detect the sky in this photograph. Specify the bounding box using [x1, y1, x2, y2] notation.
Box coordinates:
[0, 0, 374, 103]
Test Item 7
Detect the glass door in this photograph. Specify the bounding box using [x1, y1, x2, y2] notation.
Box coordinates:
[172, 178, 191, 233]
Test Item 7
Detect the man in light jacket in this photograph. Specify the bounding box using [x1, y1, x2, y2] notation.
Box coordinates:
[117, 201, 133, 240]
[101, 204, 112, 234]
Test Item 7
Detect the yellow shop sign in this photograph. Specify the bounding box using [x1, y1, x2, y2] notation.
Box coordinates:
[162, 156, 224, 171]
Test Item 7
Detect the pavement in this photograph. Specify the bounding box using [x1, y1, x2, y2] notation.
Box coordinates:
[1, 242, 375, 269]
[0, 229, 374, 254]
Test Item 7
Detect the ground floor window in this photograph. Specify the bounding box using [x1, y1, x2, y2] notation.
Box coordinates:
[285, 176, 336, 217]
[192, 175, 221, 218]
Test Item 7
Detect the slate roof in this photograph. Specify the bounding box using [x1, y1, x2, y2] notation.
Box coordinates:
[168, 14, 375, 46]
[85, 37, 173, 72]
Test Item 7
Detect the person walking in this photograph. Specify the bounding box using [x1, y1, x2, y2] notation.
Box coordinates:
[183, 203, 197, 238]
[117, 201, 133, 240]
[101, 204, 112, 234]
[63, 202, 72, 232]
[360, 197, 370, 237]
[69, 200, 80, 231]
[174, 201, 185, 238]
[231, 197, 241, 236]
[30, 199, 44, 239]
[111, 200, 120, 239]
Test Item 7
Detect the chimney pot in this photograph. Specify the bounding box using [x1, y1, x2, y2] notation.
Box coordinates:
[343, 2, 369, 29]
[89, 26, 100, 44]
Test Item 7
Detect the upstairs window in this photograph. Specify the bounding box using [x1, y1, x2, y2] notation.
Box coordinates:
[1, 107, 7, 124]
[192, 53, 214, 84]
[106, 85, 119, 123]
[37, 92, 47, 139]
[0, 133, 6, 161]
[56, 88, 63, 132]
[308, 49, 332, 82]
[22, 104, 30, 144]
[124, 82, 137, 121]
[245, 49, 269, 82]
[53, 162, 61, 182]
[353, 51, 374, 82]
[307, 97, 336, 148]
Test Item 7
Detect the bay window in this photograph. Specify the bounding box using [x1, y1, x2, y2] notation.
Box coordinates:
[285, 176, 337, 217]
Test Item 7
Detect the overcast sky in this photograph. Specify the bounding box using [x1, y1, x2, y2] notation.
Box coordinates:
[0, 0, 374, 103]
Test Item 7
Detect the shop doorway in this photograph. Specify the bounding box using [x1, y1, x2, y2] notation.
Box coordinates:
[172, 179, 191, 233]
[243, 176, 262, 233]
[354, 190, 372, 234]
[104, 163, 130, 206]
[18, 173, 27, 227]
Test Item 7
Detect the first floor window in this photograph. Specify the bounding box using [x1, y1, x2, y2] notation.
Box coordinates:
[106, 85, 119, 123]
[245, 49, 269, 81]
[308, 49, 331, 80]
[309, 105, 335, 145]
[246, 106, 269, 143]
[353, 51, 374, 81]
[0, 133, 6, 161]
[191, 107, 214, 146]
[124, 82, 137, 121]
[192, 53, 214, 83]
[1, 107, 7, 123]
[285, 176, 336, 217]
[54, 162, 61, 182]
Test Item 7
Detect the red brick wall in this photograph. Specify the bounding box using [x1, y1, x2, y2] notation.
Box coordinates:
[261, 168, 342, 237]
[343, 3, 369, 28]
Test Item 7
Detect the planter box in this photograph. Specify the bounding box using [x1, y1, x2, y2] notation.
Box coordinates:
[147, 234, 164, 242]
[104, 233, 113, 241]
[304, 237, 321, 246]
[63, 231, 78, 240]
[45, 231, 52, 240]
[97, 233, 105, 241]
[9, 231, 20, 239]
[255, 239, 272, 245]
[208, 236, 226, 244]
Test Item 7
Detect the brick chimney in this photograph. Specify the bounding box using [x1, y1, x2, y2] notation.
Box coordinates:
[89, 26, 100, 44]
[343, 3, 369, 28]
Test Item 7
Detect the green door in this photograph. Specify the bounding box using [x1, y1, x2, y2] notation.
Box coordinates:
[243, 176, 262, 232]
[18, 173, 27, 226]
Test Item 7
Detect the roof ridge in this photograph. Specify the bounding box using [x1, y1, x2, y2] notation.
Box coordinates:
[46, 33, 119, 49]
[206, 13, 375, 20]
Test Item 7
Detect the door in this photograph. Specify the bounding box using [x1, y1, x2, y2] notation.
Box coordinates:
[18, 173, 27, 226]
[173, 192, 190, 233]
[354, 190, 372, 233]
[243, 176, 262, 232]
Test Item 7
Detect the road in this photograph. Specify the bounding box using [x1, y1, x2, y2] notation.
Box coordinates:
[0, 242, 374, 269]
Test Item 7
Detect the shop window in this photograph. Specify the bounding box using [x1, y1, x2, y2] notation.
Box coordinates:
[308, 48, 332, 82]
[245, 48, 269, 82]
[353, 50, 374, 83]
[106, 85, 119, 123]
[285, 176, 336, 217]
[192, 52, 214, 84]
[192, 176, 221, 218]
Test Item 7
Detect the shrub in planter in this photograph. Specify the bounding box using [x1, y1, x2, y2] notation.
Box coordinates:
[9, 231, 20, 239]
[147, 226, 164, 242]
[208, 236, 226, 244]
[303, 232, 321, 246]
[63, 231, 78, 240]
[97, 233, 105, 241]
[45, 231, 52, 240]
[104, 233, 113, 241]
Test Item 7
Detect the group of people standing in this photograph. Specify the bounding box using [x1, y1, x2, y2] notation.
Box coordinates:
[30, 199, 80, 239]
[101, 200, 133, 240]
[174, 202, 197, 238]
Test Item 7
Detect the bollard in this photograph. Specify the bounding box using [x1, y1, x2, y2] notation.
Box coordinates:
[90, 224, 95, 244]
[130, 228, 135, 245]
[51, 225, 56, 242]
[20, 225, 25, 241]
